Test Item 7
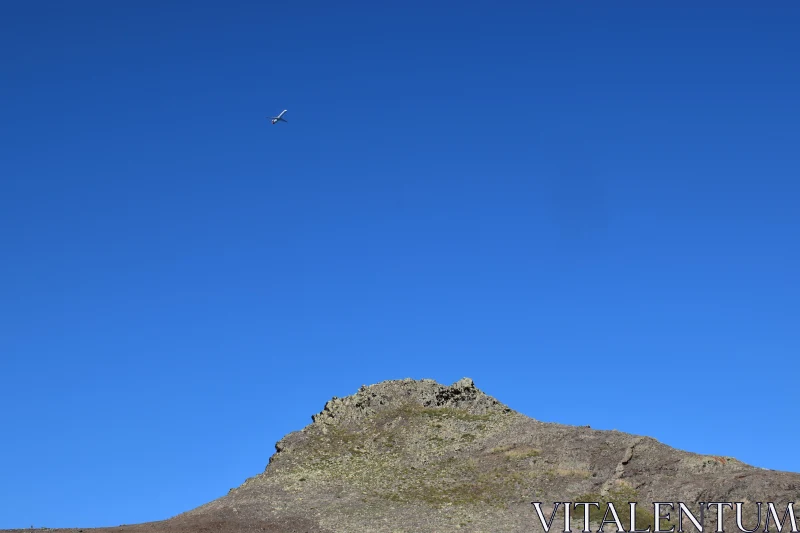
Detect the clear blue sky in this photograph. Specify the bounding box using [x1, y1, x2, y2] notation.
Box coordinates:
[1, 1, 798, 528]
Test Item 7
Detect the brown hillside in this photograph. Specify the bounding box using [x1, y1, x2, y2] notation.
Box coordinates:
[5, 378, 799, 533]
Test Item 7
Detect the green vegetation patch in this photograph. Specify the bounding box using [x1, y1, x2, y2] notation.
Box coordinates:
[574, 487, 675, 531]
[416, 406, 493, 422]
[490, 444, 541, 460]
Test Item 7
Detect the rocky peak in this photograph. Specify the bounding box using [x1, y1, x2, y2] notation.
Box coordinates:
[183, 377, 800, 533]
[308, 377, 513, 427]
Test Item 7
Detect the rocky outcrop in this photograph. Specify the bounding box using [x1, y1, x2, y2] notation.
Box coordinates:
[308, 377, 512, 426]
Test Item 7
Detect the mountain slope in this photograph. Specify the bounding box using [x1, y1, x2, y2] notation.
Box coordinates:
[5, 378, 799, 533]
[183, 377, 800, 532]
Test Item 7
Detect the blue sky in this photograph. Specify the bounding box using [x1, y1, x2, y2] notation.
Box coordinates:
[1, 1, 799, 528]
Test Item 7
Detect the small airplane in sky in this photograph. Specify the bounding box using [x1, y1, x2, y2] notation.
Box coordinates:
[269, 110, 288, 124]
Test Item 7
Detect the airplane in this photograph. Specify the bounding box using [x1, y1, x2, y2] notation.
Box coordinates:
[269, 110, 288, 124]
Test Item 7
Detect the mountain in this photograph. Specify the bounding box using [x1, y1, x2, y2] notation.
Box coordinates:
[5, 378, 799, 533]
